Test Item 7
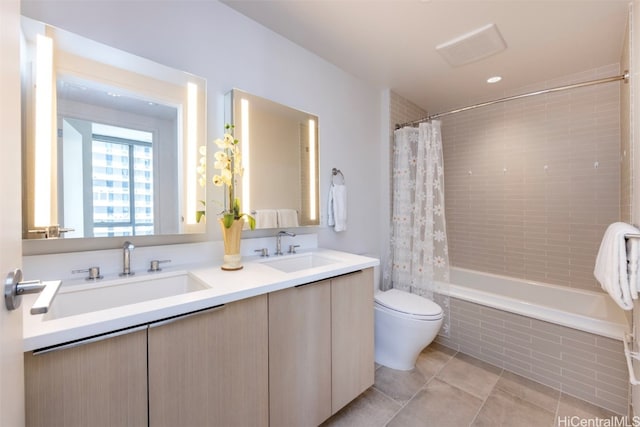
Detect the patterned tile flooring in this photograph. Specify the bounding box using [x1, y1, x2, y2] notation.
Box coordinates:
[322, 343, 623, 427]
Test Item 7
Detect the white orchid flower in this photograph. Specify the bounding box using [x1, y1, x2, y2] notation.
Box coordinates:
[212, 175, 224, 186]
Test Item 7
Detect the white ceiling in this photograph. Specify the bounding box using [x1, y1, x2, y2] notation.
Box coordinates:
[222, 0, 630, 116]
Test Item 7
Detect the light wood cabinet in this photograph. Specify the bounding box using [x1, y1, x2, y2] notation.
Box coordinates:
[23, 266, 373, 427]
[331, 268, 375, 413]
[24, 328, 148, 427]
[148, 294, 269, 427]
[268, 279, 332, 427]
[268, 268, 375, 425]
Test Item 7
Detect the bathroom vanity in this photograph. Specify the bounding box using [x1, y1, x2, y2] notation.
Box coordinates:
[22, 249, 377, 427]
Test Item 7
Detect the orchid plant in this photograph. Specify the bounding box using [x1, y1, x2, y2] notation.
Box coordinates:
[197, 124, 255, 229]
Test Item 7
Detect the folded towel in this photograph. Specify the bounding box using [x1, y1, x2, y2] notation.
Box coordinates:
[277, 209, 299, 227]
[328, 183, 347, 232]
[254, 209, 278, 229]
[594, 222, 640, 310]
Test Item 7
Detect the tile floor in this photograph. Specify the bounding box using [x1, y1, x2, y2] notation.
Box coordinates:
[322, 343, 623, 427]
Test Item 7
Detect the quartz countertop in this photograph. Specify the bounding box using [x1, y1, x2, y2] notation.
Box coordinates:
[22, 248, 379, 352]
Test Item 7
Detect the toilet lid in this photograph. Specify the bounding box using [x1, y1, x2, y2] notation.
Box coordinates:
[375, 289, 443, 318]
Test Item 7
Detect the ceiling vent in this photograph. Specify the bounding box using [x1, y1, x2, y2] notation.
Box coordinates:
[436, 23, 507, 67]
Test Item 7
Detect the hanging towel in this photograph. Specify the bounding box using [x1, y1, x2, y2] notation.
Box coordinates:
[328, 183, 347, 232]
[254, 209, 278, 229]
[629, 238, 640, 300]
[594, 222, 640, 310]
[277, 209, 299, 227]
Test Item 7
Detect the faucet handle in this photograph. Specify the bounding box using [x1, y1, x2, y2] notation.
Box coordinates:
[255, 248, 269, 257]
[72, 266, 103, 281]
[148, 260, 171, 272]
[288, 245, 300, 254]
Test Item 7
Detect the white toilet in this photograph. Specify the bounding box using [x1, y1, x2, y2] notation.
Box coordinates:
[374, 289, 444, 370]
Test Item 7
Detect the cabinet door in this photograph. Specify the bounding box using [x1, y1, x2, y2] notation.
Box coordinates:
[269, 280, 332, 427]
[148, 294, 268, 427]
[331, 268, 375, 413]
[24, 328, 148, 427]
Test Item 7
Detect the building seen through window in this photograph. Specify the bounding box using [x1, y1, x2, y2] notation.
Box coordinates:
[91, 123, 154, 237]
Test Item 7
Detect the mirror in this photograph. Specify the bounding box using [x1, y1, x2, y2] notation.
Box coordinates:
[225, 89, 320, 229]
[21, 16, 206, 241]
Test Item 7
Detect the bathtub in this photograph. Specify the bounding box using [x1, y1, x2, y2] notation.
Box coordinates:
[435, 267, 630, 415]
[443, 267, 629, 340]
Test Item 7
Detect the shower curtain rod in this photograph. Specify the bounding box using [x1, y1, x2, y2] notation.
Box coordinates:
[395, 72, 629, 129]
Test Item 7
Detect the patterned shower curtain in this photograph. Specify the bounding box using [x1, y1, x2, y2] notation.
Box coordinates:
[383, 120, 451, 337]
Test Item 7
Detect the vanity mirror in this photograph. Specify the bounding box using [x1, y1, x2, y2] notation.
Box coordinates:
[20, 16, 206, 244]
[225, 89, 320, 229]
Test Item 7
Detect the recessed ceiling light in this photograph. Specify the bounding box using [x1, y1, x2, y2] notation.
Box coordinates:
[487, 76, 502, 84]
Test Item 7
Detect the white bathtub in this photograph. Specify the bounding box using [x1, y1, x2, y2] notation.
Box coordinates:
[441, 267, 629, 340]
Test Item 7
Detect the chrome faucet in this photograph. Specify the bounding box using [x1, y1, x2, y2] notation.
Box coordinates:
[120, 241, 135, 276]
[275, 231, 296, 255]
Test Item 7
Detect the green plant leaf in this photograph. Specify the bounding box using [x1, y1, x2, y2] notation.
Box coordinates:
[246, 214, 256, 230]
[196, 210, 205, 223]
[223, 213, 234, 228]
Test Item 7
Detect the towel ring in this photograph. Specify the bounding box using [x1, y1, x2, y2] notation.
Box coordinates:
[332, 168, 345, 184]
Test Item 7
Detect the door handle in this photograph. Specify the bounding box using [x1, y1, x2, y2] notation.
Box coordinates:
[4, 268, 62, 313]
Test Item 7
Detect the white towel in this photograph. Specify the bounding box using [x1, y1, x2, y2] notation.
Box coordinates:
[629, 238, 640, 300]
[254, 209, 278, 229]
[328, 184, 347, 232]
[594, 222, 640, 310]
[277, 209, 299, 227]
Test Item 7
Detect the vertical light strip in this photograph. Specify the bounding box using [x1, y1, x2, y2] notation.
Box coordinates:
[185, 82, 198, 224]
[34, 34, 53, 227]
[241, 98, 250, 215]
[308, 119, 316, 221]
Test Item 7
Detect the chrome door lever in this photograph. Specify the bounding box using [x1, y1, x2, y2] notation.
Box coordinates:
[4, 269, 62, 314]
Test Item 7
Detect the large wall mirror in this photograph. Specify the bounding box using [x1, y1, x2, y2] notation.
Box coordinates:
[20, 16, 206, 245]
[226, 89, 320, 229]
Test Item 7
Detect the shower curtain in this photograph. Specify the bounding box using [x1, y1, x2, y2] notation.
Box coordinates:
[383, 120, 450, 336]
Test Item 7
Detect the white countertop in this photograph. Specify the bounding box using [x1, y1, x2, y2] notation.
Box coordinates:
[22, 248, 379, 351]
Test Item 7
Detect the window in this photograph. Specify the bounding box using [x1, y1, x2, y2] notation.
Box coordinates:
[91, 123, 154, 237]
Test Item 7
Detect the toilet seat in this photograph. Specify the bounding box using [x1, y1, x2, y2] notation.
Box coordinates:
[374, 289, 443, 321]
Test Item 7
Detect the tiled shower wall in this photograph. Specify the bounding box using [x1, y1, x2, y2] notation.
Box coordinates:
[389, 91, 427, 131]
[388, 69, 629, 413]
[442, 64, 622, 291]
[620, 22, 632, 225]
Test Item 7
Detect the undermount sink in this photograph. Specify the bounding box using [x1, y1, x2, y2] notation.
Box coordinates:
[44, 272, 210, 320]
[260, 252, 340, 273]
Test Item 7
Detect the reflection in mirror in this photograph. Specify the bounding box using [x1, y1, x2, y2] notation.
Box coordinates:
[21, 16, 206, 241]
[226, 89, 320, 229]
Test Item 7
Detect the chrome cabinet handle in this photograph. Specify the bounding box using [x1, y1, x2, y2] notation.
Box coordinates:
[149, 304, 226, 328]
[32, 325, 148, 355]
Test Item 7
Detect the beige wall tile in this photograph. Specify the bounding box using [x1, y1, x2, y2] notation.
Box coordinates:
[442, 65, 622, 291]
[441, 298, 628, 415]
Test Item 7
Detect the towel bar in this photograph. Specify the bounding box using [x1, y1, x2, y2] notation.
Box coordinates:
[625, 233, 640, 239]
